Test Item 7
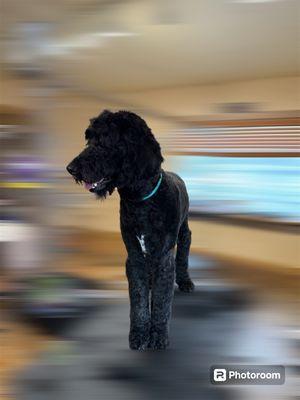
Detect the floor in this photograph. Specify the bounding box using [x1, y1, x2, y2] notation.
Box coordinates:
[1, 230, 299, 400]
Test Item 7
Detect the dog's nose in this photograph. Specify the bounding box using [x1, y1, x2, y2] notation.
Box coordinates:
[66, 163, 78, 176]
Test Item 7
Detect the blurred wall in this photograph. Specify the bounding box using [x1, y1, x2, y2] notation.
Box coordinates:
[190, 220, 299, 270]
[117, 76, 300, 117]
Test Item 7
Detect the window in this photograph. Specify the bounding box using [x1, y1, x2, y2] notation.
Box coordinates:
[163, 118, 299, 222]
[170, 155, 299, 222]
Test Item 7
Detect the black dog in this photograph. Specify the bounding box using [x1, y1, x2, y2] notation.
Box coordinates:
[67, 110, 194, 350]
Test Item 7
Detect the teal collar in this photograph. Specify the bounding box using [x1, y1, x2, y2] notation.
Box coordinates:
[142, 172, 163, 201]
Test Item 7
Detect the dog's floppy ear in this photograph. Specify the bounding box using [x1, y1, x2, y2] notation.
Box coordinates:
[114, 111, 164, 178]
[136, 133, 164, 177]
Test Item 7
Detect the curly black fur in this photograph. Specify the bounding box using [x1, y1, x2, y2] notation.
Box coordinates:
[67, 110, 194, 350]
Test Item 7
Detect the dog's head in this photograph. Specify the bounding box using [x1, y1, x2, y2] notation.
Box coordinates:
[66, 110, 164, 198]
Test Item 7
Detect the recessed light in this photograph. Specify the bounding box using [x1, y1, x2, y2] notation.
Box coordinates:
[95, 32, 138, 38]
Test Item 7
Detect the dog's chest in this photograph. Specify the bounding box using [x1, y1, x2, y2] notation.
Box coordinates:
[136, 234, 147, 255]
[120, 197, 177, 257]
[121, 201, 162, 247]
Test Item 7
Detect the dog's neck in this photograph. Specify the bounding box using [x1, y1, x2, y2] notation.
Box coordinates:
[118, 170, 163, 202]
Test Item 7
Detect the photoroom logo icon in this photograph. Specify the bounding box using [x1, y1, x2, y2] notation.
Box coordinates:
[213, 369, 227, 382]
[211, 365, 285, 385]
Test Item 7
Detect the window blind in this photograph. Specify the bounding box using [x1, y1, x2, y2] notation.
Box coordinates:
[161, 121, 300, 157]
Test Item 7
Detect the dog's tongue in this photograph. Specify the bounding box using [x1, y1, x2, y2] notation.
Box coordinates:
[84, 182, 93, 191]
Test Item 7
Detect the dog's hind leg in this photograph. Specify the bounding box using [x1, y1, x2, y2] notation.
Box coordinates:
[175, 218, 195, 293]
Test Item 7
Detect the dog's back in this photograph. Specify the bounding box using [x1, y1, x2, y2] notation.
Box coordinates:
[164, 170, 190, 225]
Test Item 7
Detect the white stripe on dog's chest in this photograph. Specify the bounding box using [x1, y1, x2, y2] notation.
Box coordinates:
[136, 234, 147, 255]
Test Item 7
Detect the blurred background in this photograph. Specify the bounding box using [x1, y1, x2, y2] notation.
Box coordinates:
[0, 0, 299, 399]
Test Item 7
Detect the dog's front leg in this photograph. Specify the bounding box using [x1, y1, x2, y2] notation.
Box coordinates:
[126, 257, 151, 350]
[149, 250, 175, 350]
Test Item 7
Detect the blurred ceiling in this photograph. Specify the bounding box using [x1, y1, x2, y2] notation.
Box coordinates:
[1, 0, 299, 92]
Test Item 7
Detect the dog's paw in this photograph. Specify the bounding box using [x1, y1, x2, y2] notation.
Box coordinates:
[148, 329, 169, 350]
[176, 278, 195, 293]
[129, 329, 149, 351]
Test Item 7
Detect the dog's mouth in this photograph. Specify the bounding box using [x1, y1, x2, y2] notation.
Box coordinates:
[84, 178, 111, 192]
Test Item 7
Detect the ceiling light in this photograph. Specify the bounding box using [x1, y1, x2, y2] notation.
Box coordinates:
[44, 31, 139, 56]
[96, 32, 138, 38]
